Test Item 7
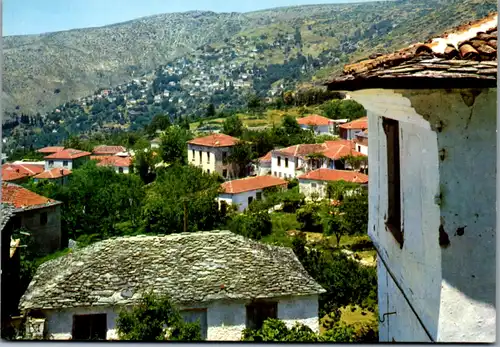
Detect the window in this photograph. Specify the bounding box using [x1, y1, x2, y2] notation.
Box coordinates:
[256, 192, 262, 200]
[383, 117, 403, 246]
[220, 200, 228, 215]
[274, 172, 277, 177]
[222, 151, 227, 163]
[248, 196, 254, 205]
[199, 151, 202, 163]
[279, 172, 282, 178]
[181, 309, 208, 340]
[48, 160, 54, 167]
[285, 158, 289, 168]
[12, 216, 22, 231]
[311, 183, 317, 188]
[246, 301, 277, 330]
[207, 169, 210, 174]
[40, 212, 48, 226]
[277, 156, 281, 166]
[358, 145, 361, 152]
[63, 160, 68, 167]
[207, 151, 210, 163]
[72, 314, 107, 340]
[295, 157, 298, 166]
[118, 167, 124, 174]
[222, 169, 227, 178]
[192, 149, 195, 161]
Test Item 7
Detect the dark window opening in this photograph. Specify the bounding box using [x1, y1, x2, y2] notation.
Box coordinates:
[248, 196, 254, 206]
[220, 201, 228, 215]
[246, 301, 277, 330]
[12, 216, 22, 231]
[207, 151, 210, 163]
[192, 149, 195, 160]
[199, 151, 202, 163]
[72, 314, 107, 341]
[383, 117, 403, 247]
[222, 151, 227, 163]
[277, 156, 281, 166]
[48, 160, 54, 166]
[181, 309, 208, 340]
[118, 167, 124, 174]
[40, 212, 48, 226]
[223, 169, 228, 178]
[256, 192, 262, 200]
[63, 160, 68, 167]
[285, 158, 289, 168]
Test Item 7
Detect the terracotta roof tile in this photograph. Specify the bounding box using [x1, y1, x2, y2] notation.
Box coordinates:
[92, 145, 127, 155]
[96, 156, 133, 168]
[34, 168, 72, 179]
[326, 12, 498, 90]
[2, 163, 45, 181]
[258, 151, 273, 162]
[274, 139, 365, 160]
[188, 134, 239, 147]
[339, 117, 368, 130]
[44, 148, 92, 160]
[298, 168, 368, 184]
[297, 114, 332, 126]
[37, 146, 65, 154]
[275, 143, 326, 157]
[221, 175, 287, 194]
[1, 183, 60, 210]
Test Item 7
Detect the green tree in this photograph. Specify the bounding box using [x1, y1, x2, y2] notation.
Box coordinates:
[227, 141, 253, 178]
[206, 103, 216, 118]
[141, 164, 225, 235]
[227, 210, 272, 240]
[281, 115, 301, 135]
[221, 115, 243, 137]
[146, 114, 171, 136]
[159, 125, 192, 165]
[133, 146, 160, 184]
[247, 94, 262, 114]
[116, 292, 202, 341]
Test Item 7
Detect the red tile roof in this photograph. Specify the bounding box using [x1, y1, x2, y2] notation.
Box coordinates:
[2, 163, 45, 181]
[92, 145, 127, 155]
[2, 183, 60, 210]
[34, 168, 72, 179]
[338, 117, 368, 130]
[298, 168, 368, 184]
[274, 140, 365, 160]
[326, 12, 497, 90]
[96, 156, 133, 168]
[188, 134, 239, 147]
[221, 175, 287, 194]
[297, 114, 332, 126]
[44, 148, 92, 160]
[37, 146, 65, 154]
[258, 151, 273, 162]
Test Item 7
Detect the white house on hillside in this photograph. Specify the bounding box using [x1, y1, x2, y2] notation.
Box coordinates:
[43, 149, 91, 171]
[298, 168, 368, 200]
[338, 117, 368, 140]
[271, 140, 365, 179]
[187, 133, 240, 179]
[296, 114, 334, 135]
[326, 12, 497, 343]
[19, 231, 325, 341]
[353, 130, 369, 156]
[218, 175, 287, 212]
[255, 151, 272, 176]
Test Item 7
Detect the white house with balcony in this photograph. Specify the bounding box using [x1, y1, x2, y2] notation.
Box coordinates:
[326, 13, 497, 343]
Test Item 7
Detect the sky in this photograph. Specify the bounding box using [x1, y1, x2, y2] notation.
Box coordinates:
[3, 0, 377, 36]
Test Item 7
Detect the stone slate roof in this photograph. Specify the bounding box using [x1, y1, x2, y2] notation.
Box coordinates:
[325, 12, 497, 91]
[19, 230, 325, 311]
[0, 203, 15, 232]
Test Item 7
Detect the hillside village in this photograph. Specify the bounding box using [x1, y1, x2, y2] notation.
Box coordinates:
[0, 4, 497, 344]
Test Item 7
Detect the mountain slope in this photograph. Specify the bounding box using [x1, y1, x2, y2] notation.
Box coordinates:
[3, 0, 496, 115]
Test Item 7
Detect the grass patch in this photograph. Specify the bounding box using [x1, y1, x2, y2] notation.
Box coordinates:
[261, 212, 300, 247]
[320, 305, 376, 335]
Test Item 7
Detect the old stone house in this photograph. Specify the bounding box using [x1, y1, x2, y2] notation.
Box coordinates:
[187, 133, 240, 179]
[1, 183, 64, 257]
[19, 230, 325, 341]
[325, 12, 497, 343]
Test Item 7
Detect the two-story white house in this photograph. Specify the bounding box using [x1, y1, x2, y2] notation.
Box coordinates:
[353, 130, 369, 156]
[218, 175, 288, 212]
[187, 134, 239, 179]
[325, 12, 497, 343]
[91, 156, 133, 174]
[297, 114, 334, 135]
[338, 117, 368, 140]
[271, 140, 365, 179]
[43, 149, 91, 171]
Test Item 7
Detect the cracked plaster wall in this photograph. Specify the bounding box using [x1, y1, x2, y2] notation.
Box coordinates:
[350, 88, 496, 343]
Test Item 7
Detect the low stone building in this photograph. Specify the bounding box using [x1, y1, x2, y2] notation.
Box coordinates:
[1, 182, 64, 256]
[19, 230, 325, 341]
